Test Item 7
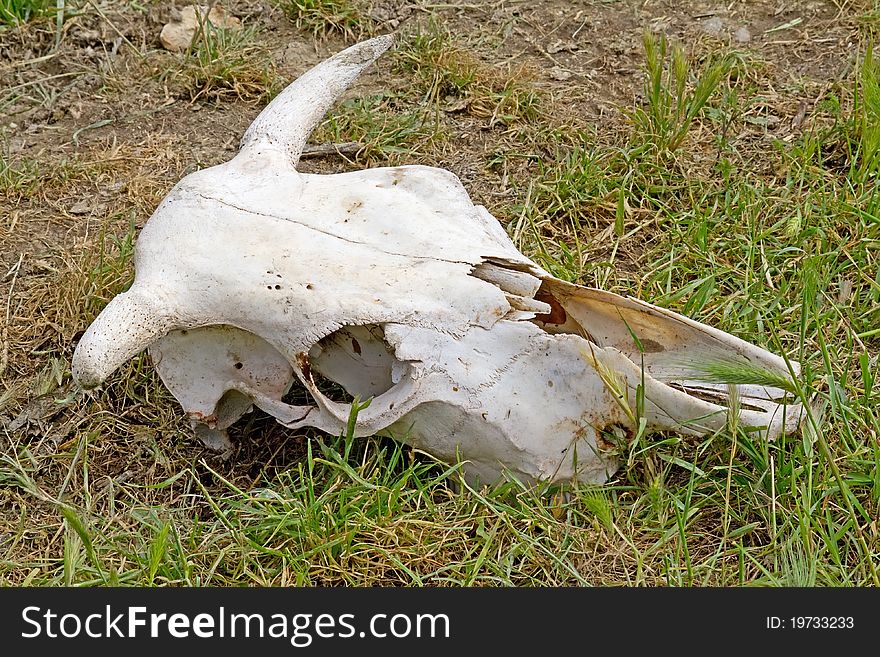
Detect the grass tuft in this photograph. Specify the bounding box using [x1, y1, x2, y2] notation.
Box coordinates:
[0, 0, 52, 26]
[312, 94, 444, 164]
[680, 356, 801, 396]
[276, 0, 370, 39]
[395, 23, 543, 127]
[853, 43, 880, 181]
[632, 30, 733, 156]
[162, 20, 279, 102]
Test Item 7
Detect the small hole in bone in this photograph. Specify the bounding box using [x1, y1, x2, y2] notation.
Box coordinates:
[274, 284, 281, 290]
[267, 285, 273, 290]
[234, 362, 243, 370]
[306, 283, 314, 290]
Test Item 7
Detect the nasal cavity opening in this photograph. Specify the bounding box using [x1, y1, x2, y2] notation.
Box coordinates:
[531, 281, 596, 341]
[534, 285, 567, 325]
[307, 324, 402, 401]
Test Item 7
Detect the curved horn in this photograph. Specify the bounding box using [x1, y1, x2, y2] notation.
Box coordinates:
[72, 286, 176, 388]
[239, 34, 395, 167]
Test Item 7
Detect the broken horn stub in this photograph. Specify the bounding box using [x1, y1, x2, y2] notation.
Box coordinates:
[70, 35, 805, 487]
[72, 287, 175, 389]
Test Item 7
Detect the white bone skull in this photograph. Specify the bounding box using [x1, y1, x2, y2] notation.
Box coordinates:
[72, 36, 803, 485]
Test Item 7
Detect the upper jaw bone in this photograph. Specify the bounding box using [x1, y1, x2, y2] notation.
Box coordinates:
[71, 36, 804, 486]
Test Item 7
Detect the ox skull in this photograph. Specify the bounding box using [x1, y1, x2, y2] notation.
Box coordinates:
[72, 35, 803, 485]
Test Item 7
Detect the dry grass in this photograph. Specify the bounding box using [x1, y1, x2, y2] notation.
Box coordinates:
[157, 21, 281, 102]
[275, 0, 373, 39]
[395, 22, 544, 126]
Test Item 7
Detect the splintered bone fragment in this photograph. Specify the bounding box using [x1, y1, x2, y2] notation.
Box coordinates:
[72, 36, 804, 486]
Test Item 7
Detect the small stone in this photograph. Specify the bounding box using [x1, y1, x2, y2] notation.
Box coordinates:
[441, 96, 470, 113]
[733, 26, 752, 43]
[547, 39, 578, 54]
[650, 17, 671, 32]
[159, 5, 241, 52]
[701, 16, 724, 36]
[192, 423, 234, 458]
[69, 200, 92, 215]
[550, 67, 572, 81]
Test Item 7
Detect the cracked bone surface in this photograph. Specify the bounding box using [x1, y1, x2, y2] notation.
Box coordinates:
[72, 35, 804, 485]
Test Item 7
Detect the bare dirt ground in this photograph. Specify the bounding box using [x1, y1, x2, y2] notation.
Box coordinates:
[0, 0, 872, 584]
